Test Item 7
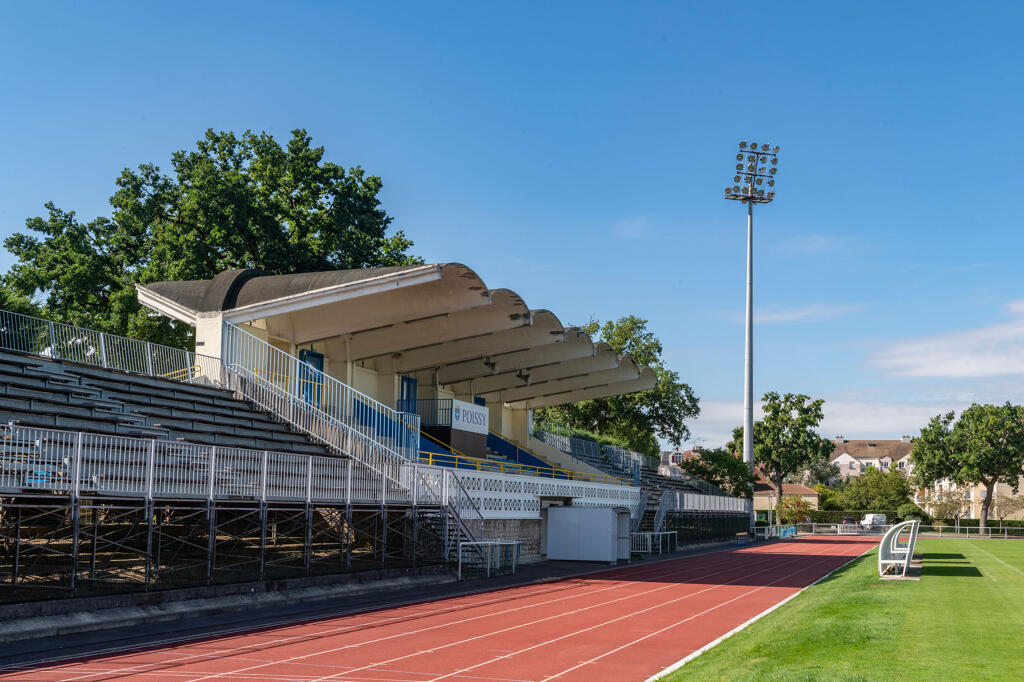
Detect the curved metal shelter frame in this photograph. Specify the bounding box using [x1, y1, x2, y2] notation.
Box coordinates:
[878, 520, 920, 577]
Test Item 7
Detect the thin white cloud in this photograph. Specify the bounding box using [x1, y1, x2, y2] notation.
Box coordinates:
[873, 300, 1024, 378]
[752, 303, 863, 324]
[687, 398, 959, 449]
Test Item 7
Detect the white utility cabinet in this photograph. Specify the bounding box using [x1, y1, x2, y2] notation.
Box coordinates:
[546, 506, 632, 563]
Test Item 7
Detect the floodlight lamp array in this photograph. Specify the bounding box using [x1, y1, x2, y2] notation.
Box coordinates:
[726, 141, 779, 203]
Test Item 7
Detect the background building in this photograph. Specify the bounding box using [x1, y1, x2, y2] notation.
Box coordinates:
[830, 436, 914, 479]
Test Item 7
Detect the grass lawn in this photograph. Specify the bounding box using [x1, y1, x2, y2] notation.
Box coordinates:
[665, 538, 1024, 681]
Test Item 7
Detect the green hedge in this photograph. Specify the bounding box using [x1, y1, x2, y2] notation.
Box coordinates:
[808, 509, 900, 523]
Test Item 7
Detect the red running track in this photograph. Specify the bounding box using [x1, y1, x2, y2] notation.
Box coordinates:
[0, 536, 876, 682]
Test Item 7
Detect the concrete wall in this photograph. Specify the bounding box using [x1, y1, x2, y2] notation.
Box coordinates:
[482, 518, 543, 563]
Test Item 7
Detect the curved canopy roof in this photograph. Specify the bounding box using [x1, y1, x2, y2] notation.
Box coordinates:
[137, 264, 658, 407]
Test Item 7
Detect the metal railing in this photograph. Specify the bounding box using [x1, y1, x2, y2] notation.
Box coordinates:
[398, 399, 453, 427]
[796, 522, 1024, 539]
[631, 531, 678, 554]
[419, 429, 630, 486]
[755, 524, 798, 540]
[0, 423, 441, 506]
[653, 490, 751, 532]
[223, 364, 407, 485]
[223, 322, 419, 461]
[0, 308, 199, 381]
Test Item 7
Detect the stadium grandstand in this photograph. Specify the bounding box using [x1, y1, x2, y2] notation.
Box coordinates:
[0, 263, 748, 602]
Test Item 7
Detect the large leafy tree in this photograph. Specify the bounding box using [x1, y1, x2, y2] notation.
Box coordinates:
[677, 447, 755, 498]
[3, 129, 420, 348]
[730, 392, 835, 509]
[533, 316, 699, 457]
[833, 468, 914, 510]
[912, 403, 1024, 530]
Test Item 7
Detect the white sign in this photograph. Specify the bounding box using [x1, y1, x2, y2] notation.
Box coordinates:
[451, 399, 489, 434]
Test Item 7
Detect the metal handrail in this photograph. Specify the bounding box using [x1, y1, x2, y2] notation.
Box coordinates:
[488, 429, 630, 486]
[0, 423, 442, 506]
[398, 398, 453, 427]
[0, 308, 198, 380]
[222, 364, 407, 491]
[223, 322, 419, 461]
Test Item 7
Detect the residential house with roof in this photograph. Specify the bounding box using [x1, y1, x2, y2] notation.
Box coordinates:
[830, 436, 914, 479]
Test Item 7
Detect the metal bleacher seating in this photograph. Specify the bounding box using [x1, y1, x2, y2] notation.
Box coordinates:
[532, 426, 744, 533]
[0, 349, 330, 458]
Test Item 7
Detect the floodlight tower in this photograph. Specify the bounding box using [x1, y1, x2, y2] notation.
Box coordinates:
[725, 141, 779, 526]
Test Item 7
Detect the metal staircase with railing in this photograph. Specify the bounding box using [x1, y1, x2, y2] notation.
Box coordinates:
[0, 308, 488, 575]
[219, 321, 487, 564]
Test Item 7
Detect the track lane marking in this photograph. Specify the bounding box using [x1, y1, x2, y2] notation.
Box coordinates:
[420, 542, 856, 682]
[307, 543, 846, 681]
[183, 548, 807, 681]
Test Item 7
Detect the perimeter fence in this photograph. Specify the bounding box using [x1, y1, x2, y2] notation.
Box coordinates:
[797, 523, 1024, 539]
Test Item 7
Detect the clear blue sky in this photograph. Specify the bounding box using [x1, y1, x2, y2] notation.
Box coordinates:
[2, 2, 1023, 447]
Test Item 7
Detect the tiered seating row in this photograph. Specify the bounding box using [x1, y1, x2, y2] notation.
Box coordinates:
[0, 350, 328, 457]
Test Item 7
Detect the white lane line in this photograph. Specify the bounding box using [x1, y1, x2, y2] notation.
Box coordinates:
[969, 542, 1024, 578]
[644, 541, 875, 681]
[310, 543, 826, 681]
[42, 548, 724, 681]
[1, 559, 672, 675]
[48, 571, 666, 682]
[192, 546, 801, 682]
[2, 541, 749, 677]
[424, 542, 855, 682]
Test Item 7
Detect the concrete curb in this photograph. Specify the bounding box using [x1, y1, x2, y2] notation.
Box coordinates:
[0, 572, 456, 644]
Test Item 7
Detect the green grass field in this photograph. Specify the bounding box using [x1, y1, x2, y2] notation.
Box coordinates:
[666, 539, 1024, 681]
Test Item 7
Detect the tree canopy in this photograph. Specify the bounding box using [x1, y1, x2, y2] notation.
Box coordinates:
[677, 447, 755, 498]
[776, 495, 814, 525]
[533, 316, 699, 457]
[730, 392, 834, 508]
[2, 129, 421, 347]
[832, 468, 914, 510]
[912, 403, 1024, 529]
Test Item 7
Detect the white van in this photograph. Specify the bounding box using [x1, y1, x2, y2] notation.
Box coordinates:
[860, 513, 887, 529]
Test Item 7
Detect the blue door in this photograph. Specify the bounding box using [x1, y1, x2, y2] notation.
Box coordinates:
[298, 349, 325, 407]
[400, 375, 418, 412]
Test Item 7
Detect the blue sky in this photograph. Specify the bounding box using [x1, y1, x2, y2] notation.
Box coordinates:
[2, 2, 1023, 447]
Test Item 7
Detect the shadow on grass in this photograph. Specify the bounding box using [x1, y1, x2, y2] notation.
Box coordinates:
[922, 553, 966, 561]
[922, 565, 983, 577]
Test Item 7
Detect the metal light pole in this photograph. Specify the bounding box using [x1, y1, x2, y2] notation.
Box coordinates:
[725, 141, 779, 528]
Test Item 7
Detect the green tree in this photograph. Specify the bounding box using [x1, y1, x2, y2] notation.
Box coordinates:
[677, 447, 755, 498]
[912, 403, 1024, 530]
[992, 495, 1024, 528]
[925, 487, 970, 526]
[0, 283, 40, 316]
[730, 392, 834, 510]
[814, 482, 841, 511]
[3, 128, 420, 347]
[896, 502, 929, 522]
[834, 468, 914, 510]
[776, 495, 813, 525]
[533, 316, 699, 456]
[790, 455, 839, 487]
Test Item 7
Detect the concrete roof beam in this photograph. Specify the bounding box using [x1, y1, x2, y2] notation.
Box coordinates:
[490, 358, 642, 403]
[390, 310, 568, 374]
[506, 367, 659, 409]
